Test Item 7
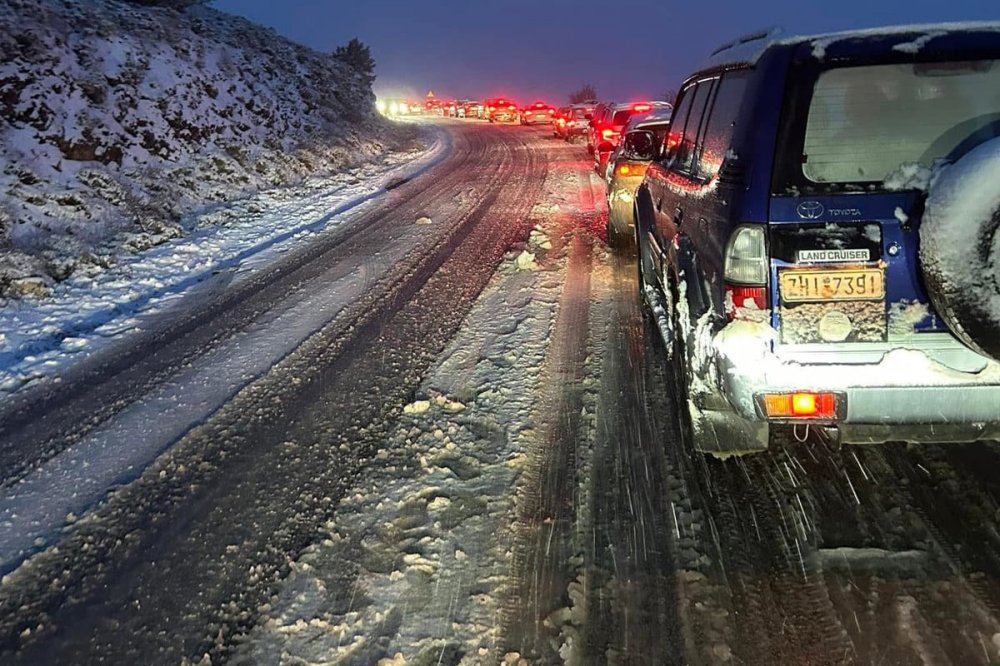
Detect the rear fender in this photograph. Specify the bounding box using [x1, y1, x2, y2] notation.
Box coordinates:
[667, 232, 710, 322]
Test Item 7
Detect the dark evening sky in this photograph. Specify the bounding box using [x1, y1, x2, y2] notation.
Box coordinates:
[213, 0, 997, 104]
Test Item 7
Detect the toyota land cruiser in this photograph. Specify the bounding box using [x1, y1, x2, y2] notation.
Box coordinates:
[633, 24, 1000, 455]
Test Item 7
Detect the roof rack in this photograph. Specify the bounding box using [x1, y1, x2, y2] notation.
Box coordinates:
[710, 26, 783, 57]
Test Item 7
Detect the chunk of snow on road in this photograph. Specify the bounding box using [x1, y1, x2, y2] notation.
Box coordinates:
[377, 655, 407, 666]
[529, 228, 552, 251]
[403, 400, 431, 414]
[8, 278, 52, 300]
[426, 496, 451, 511]
[59, 337, 89, 352]
[514, 251, 539, 271]
[415, 216, 433, 225]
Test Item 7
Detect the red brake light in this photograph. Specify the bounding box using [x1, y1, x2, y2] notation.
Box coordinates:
[601, 128, 617, 141]
[509, 105, 516, 110]
[633, 103, 651, 112]
[724, 285, 767, 319]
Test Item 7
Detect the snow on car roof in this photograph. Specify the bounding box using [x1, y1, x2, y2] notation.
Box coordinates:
[699, 21, 1000, 73]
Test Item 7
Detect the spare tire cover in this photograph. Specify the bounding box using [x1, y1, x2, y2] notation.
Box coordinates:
[921, 138, 1000, 362]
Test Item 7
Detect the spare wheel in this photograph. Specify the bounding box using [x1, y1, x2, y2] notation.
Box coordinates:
[921, 137, 1000, 362]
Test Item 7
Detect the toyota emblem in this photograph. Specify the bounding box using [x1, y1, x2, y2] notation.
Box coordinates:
[797, 201, 825, 220]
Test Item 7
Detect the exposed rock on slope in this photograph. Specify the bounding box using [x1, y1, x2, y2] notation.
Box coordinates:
[0, 0, 416, 296]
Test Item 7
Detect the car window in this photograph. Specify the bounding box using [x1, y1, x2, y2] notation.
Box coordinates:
[667, 78, 717, 175]
[801, 60, 1000, 184]
[695, 71, 749, 180]
[664, 87, 696, 162]
[612, 109, 635, 125]
[646, 122, 671, 144]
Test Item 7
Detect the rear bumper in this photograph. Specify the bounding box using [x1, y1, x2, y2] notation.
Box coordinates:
[607, 178, 643, 232]
[705, 325, 1000, 451]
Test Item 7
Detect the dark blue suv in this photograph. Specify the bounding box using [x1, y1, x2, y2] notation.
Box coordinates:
[633, 24, 1000, 455]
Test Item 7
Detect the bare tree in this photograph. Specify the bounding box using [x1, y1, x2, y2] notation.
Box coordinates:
[569, 83, 598, 104]
[661, 88, 678, 104]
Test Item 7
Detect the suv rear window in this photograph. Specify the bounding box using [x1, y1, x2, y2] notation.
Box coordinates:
[789, 59, 1000, 188]
[573, 108, 590, 119]
[612, 110, 636, 125]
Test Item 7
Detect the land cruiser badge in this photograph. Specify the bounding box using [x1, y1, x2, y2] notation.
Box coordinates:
[797, 249, 871, 263]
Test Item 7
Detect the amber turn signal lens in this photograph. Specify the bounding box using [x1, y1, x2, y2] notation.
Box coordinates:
[763, 392, 837, 419]
[618, 164, 631, 176]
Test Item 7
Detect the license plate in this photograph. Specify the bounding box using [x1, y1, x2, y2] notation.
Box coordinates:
[780, 268, 884, 303]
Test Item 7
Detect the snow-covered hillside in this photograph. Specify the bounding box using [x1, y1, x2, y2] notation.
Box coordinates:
[0, 0, 416, 298]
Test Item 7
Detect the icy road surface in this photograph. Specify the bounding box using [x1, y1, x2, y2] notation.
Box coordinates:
[4, 121, 1000, 665]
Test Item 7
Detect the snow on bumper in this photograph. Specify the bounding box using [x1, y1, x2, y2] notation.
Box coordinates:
[711, 320, 1000, 445]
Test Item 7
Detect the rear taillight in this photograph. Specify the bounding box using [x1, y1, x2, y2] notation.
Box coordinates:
[547, 108, 554, 114]
[763, 392, 838, 419]
[508, 105, 516, 110]
[618, 164, 631, 176]
[724, 225, 768, 320]
[557, 118, 566, 126]
[725, 285, 767, 315]
[601, 128, 617, 141]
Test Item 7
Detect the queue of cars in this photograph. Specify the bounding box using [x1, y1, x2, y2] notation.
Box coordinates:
[379, 96, 560, 124]
[602, 23, 1000, 457]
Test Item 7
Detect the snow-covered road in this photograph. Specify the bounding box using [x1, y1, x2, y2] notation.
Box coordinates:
[0, 128, 449, 395]
[5, 121, 1000, 666]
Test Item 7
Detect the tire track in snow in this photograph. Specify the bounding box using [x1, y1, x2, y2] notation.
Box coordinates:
[578, 238, 685, 665]
[502, 201, 594, 661]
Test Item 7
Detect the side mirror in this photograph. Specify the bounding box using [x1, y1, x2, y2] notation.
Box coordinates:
[623, 130, 658, 161]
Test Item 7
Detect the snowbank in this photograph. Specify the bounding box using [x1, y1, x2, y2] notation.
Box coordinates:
[0, 0, 417, 297]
